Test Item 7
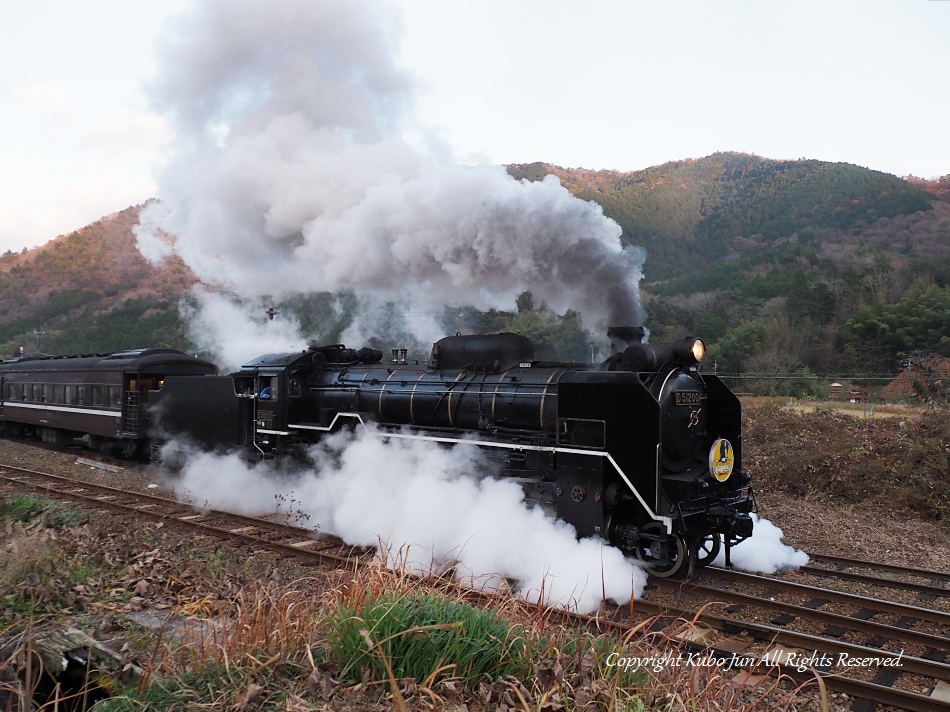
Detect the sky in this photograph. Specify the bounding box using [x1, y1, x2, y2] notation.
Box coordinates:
[1, 0, 948, 254]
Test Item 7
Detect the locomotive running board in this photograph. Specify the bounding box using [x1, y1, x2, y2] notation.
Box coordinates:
[289, 413, 673, 533]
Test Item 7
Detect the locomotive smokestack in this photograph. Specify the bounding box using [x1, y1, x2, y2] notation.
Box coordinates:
[607, 326, 645, 355]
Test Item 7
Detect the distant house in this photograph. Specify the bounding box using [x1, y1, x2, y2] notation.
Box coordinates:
[848, 386, 869, 403]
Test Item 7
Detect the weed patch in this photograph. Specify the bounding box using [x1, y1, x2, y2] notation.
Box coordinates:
[326, 589, 529, 686]
[0, 494, 84, 529]
[0, 494, 49, 522]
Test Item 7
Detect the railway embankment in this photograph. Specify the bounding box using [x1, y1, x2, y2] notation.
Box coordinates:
[1, 402, 949, 711]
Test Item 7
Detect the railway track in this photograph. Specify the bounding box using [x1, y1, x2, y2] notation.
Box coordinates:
[637, 560, 950, 711]
[0, 462, 370, 569]
[798, 554, 950, 601]
[3, 461, 949, 711]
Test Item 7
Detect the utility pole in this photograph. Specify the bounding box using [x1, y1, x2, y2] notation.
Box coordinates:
[34, 330, 45, 352]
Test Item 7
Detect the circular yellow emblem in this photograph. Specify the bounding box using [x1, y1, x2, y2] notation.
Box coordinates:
[709, 439, 734, 482]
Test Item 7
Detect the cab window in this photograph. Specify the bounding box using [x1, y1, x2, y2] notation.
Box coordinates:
[259, 376, 279, 401]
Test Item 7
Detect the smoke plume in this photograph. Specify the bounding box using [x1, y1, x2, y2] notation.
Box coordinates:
[135, 0, 645, 355]
[170, 427, 646, 612]
[141, 0, 650, 614]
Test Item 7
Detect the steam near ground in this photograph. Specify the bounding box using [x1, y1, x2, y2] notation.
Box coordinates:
[169, 427, 646, 613]
[713, 513, 810, 573]
[134, 0, 645, 366]
[168, 425, 808, 612]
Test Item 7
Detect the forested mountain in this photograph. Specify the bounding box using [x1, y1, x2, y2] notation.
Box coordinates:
[510, 154, 950, 386]
[2, 153, 949, 394]
[0, 205, 196, 356]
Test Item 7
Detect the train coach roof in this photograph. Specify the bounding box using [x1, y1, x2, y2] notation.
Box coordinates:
[240, 351, 311, 369]
[0, 348, 218, 374]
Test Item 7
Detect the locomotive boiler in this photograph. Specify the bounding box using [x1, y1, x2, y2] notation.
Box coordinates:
[152, 327, 755, 577]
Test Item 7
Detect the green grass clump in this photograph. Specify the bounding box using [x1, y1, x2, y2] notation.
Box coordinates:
[555, 630, 650, 691]
[0, 494, 83, 528]
[0, 494, 49, 521]
[326, 590, 530, 686]
[89, 667, 241, 712]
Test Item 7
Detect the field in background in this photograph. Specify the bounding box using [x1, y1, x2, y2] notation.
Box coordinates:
[742, 400, 949, 523]
[741, 396, 923, 419]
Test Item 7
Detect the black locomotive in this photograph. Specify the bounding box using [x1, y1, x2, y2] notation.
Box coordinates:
[0, 328, 754, 577]
[149, 326, 755, 577]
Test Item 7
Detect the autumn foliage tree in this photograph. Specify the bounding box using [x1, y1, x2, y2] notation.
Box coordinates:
[882, 354, 950, 405]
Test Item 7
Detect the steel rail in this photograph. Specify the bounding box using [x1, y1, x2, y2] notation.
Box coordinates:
[798, 564, 950, 599]
[703, 567, 950, 625]
[0, 468, 360, 567]
[548, 597, 950, 710]
[651, 578, 950, 652]
[808, 553, 950, 583]
[0, 461, 349, 546]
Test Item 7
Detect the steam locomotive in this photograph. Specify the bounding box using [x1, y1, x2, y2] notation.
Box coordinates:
[0, 327, 754, 577]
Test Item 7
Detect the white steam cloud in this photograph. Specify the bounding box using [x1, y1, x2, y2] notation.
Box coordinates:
[135, 0, 645, 363]
[139, 0, 652, 611]
[171, 428, 646, 613]
[713, 513, 809, 574]
[180, 289, 307, 372]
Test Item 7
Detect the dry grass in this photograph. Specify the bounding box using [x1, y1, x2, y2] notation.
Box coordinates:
[1, 449, 888, 710]
[741, 396, 922, 419]
[84, 560, 829, 711]
[0, 525, 63, 589]
[744, 401, 950, 523]
[0, 488, 838, 711]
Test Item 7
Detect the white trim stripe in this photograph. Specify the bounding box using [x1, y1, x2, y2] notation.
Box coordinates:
[1, 402, 121, 418]
[290, 412, 671, 530]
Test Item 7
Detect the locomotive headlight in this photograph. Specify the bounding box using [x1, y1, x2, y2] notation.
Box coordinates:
[671, 337, 706, 365]
[691, 338, 706, 364]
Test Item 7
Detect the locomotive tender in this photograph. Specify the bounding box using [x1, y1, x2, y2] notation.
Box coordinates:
[0, 328, 754, 577]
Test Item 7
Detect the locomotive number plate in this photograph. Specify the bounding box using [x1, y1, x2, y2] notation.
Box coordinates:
[675, 390, 701, 406]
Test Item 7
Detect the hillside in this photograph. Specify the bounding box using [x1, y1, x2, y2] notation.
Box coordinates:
[509, 153, 938, 281]
[0, 205, 197, 356]
[509, 154, 950, 379]
[3, 154, 950, 386]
